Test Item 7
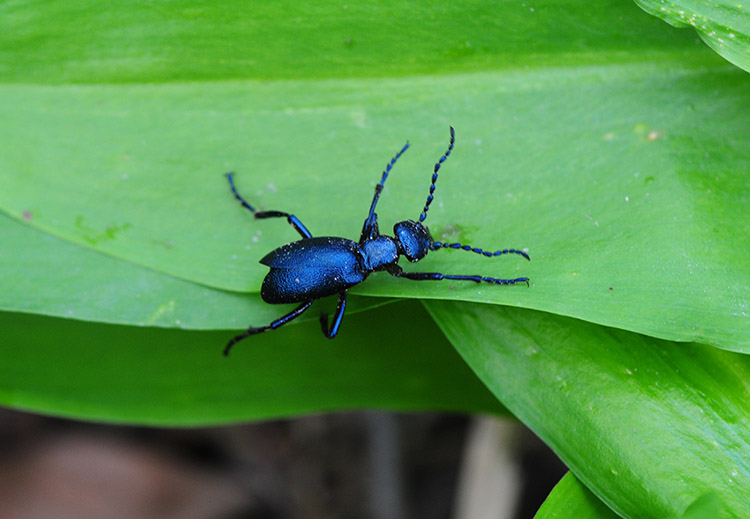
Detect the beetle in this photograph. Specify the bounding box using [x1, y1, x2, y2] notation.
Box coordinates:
[224, 127, 529, 355]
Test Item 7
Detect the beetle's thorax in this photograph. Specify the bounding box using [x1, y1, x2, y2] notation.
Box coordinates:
[361, 236, 399, 271]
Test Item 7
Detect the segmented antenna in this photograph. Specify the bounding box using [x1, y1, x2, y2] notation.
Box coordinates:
[430, 241, 530, 261]
[419, 126, 455, 223]
[365, 141, 410, 224]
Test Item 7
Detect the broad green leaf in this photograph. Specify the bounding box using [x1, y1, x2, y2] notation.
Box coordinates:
[428, 301, 750, 519]
[0, 301, 505, 425]
[0, 212, 390, 328]
[681, 492, 724, 519]
[534, 472, 620, 519]
[0, 1, 747, 352]
[535, 474, 726, 519]
[1, 65, 747, 351]
[0, 0, 707, 83]
[634, 0, 750, 72]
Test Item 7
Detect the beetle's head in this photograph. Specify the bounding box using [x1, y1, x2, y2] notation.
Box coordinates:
[394, 219, 433, 262]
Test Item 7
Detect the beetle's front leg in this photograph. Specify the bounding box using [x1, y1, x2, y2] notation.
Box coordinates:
[319, 291, 348, 339]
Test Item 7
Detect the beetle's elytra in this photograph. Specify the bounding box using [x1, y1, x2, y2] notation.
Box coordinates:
[224, 127, 529, 355]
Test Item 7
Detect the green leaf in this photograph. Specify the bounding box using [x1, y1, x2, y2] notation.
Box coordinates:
[0, 2, 750, 351]
[0, 212, 391, 328]
[1, 1, 748, 353]
[427, 301, 750, 519]
[634, 0, 750, 72]
[2, 65, 748, 351]
[681, 492, 724, 519]
[0, 301, 505, 425]
[534, 473, 725, 519]
[0, 0, 709, 83]
[534, 472, 620, 519]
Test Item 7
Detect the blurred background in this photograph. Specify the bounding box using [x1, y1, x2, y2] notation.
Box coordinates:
[0, 408, 565, 519]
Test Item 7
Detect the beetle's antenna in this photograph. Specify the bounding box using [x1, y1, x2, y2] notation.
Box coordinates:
[365, 141, 410, 225]
[419, 126, 454, 223]
[430, 241, 530, 261]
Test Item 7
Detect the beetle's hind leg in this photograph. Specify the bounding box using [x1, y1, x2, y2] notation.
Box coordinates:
[319, 292, 348, 339]
[226, 172, 313, 239]
[224, 300, 314, 356]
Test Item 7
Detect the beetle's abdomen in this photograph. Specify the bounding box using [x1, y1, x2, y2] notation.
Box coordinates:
[260, 237, 367, 304]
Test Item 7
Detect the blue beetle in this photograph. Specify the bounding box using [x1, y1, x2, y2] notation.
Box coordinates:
[224, 127, 529, 354]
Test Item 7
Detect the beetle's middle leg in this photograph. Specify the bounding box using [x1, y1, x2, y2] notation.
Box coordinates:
[223, 300, 314, 356]
[319, 291, 348, 339]
[226, 172, 312, 239]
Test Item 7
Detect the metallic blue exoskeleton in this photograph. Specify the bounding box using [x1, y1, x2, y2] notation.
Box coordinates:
[224, 127, 529, 355]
